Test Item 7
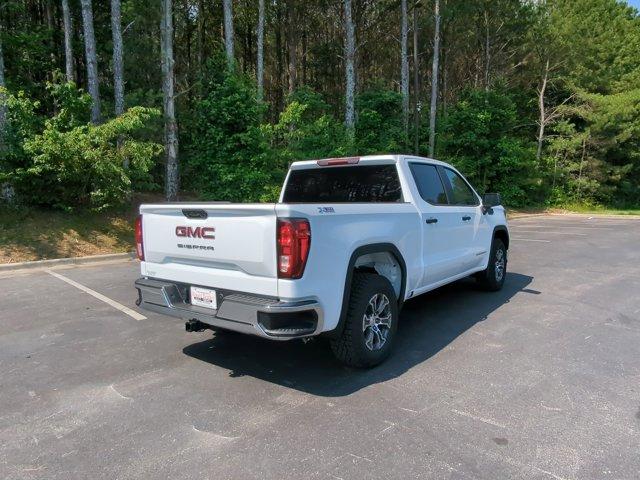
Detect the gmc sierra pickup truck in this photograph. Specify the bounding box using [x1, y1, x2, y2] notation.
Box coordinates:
[135, 155, 509, 367]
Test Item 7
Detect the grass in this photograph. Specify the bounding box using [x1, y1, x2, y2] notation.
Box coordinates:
[548, 203, 640, 216]
[0, 208, 136, 264]
[508, 204, 640, 217]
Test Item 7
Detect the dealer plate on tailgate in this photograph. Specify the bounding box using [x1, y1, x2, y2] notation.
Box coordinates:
[190, 286, 218, 310]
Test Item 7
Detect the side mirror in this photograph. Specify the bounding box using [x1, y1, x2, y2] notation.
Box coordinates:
[481, 193, 502, 214]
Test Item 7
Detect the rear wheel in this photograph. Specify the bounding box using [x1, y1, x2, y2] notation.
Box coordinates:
[476, 238, 507, 291]
[330, 273, 398, 368]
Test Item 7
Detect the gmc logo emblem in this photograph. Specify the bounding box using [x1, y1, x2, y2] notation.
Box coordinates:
[175, 226, 215, 239]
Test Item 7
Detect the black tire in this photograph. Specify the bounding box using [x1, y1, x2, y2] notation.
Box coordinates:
[476, 238, 507, 291]
[330, 273, 399, 368]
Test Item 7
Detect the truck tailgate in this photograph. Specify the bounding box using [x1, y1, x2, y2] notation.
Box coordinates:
[139, 203, 279, 296]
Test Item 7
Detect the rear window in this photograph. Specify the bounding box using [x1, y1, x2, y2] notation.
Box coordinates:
[282, 164, 403, 203]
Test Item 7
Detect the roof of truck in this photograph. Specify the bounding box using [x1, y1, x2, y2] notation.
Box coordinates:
[289, 154, 452, 170]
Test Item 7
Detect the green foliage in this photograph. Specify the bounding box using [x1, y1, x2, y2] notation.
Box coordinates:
[439, 88, 539, 206]
[267, 87, 406, 169]
[0, 88, 42, 174]
[184, 57, 277, 202]
[46, 80, 92, 131]
[2, 0, 639, 211]
[0, 83, 162, 211]
[268, 88, 349, 162]
[549, 0, 640, 94]
[20, 106, 162, 210]
[546, 89, 640, 206]
[586, 90, 640, 205]
[355, 88, 406, 154]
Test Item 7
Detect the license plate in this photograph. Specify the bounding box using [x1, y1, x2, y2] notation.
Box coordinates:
[190, 286, 218, 310]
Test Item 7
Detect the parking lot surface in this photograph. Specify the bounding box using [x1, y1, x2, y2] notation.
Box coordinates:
[1, 215, 639, 480]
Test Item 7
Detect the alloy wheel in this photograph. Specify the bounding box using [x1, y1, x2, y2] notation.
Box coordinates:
[362, 293, 392, 351]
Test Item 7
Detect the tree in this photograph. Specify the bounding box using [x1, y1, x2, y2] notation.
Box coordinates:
[528, 1, 574, 163]
[0, 21, 6, 153]
[161, 0, 179, 201]
[184, 57, 274, 202]
[256, 0, 265, 101]
[439, 89, 538, 206]
[0, 24, 4, 92]
[111, 0, 125, 117]
[428, 0, 441, 157]
[62, 0, 74, 83]
[536, 59, 550, 162]
[344, 0, 356, 134]
[80, 0, 101, 124]
[473, 0, 534, 92]
[413, 4, 420, 154]
[549, 0, 640, 94]
[400, 0, 409, 137]
[223, 0, 235, 69]
[0, 21, 5, 103]
[2, 0, 639, 210]
[286, 0, 299, 94]
[534, 59, 574, 164]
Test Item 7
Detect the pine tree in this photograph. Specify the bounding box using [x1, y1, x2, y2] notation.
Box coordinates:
[111, 0, 125, 116]
[161, 0, 179, 200]
[80, 0, 101, 124]
[344, 0, 355, 134]
[62, 0, 74, 82]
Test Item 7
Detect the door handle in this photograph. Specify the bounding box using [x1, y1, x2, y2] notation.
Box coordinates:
[425, 218, 438, 224]
[462, 216, 471, 221]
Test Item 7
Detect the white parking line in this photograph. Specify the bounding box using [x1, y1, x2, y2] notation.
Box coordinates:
[45, 269, 146, 321]
[515, 220, 638, 226]
[511, 237, 551, 243]
[509, 224, 611, 230]
[510, 230, 588, 236]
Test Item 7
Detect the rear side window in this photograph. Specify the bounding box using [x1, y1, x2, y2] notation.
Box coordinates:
[442, 168, 478, 206]
[409, 163, 448, 205]
[282, 164, 403, 203]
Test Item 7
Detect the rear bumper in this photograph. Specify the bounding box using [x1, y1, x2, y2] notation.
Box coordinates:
[134, 277, 323, 340]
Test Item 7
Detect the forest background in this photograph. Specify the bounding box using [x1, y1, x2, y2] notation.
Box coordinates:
[1, 0, 639, 260]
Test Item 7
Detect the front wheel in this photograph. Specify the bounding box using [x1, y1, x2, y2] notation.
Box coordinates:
[330, 273, 399, 368]
[476, 238, 507, 291]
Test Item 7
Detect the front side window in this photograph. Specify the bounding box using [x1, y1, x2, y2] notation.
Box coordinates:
[282, 164, 402, 203]
[442, 168, 478, 206]
[409, 163, 448, 205]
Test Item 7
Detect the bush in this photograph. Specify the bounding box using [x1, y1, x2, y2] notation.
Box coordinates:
[17, 106, 161, 210]
[269, 89, 349, 163]
[439, 88, 539, 206]
[183, 57, 278, 202]
[355, 88, 406, 154]
[1, 83, 162, 211]
[46, 80, 93, 131]
[0, 87, 42, 175]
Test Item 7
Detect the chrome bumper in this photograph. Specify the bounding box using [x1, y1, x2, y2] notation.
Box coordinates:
[134, 278, 323, 340]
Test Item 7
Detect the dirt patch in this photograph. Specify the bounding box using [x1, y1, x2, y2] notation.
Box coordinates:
[0, 209, 135, 263]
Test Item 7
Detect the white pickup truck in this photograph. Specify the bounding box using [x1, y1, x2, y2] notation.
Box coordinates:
[135, 155, 509, 367]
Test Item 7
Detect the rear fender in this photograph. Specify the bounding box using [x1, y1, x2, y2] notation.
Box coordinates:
[324, 243, 407, 339]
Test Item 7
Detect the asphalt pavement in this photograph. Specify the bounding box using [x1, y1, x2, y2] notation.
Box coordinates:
[1, 215, 639, 480]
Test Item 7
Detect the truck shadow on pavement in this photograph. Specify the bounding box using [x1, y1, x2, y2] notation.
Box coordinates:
[183, 272, 533, 397]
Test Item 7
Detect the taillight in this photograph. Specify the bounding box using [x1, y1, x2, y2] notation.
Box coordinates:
[277, 218, 311, 279]
[135, 215, 144, 261]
